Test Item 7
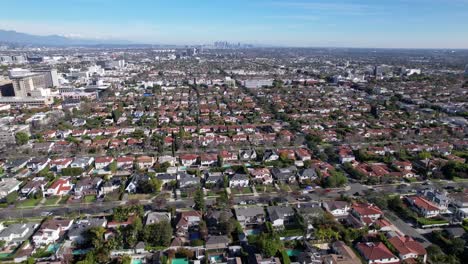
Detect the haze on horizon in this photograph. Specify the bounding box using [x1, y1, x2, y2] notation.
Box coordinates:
[1, 0, 468, 49]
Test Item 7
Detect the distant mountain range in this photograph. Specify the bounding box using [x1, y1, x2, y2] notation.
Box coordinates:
[0, 29, 135, 46]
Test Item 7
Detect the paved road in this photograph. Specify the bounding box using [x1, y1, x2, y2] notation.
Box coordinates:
[384, 210, 431, 247]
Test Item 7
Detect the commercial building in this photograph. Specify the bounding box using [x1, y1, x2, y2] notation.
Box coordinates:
[31, 69, 59, 88]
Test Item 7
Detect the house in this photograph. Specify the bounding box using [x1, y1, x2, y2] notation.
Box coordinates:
[20, 177, 47, 197]
[68, 218, 107, 244]
[278, 149, 295, 160]
[249, 168, 273, 185]
[5, 158, 30, 173]
[145, 212, 171, 226]
[50, 158, 73, 172]
[295, 148, 312, 161]
[405, 195, 440, 218]
[235, 207, 265, 227]
[323, 241, 361, 264]
[74, 177, 102, 196]
[32, 142, 55, 153]
[419, 188, 449, 213]
[156, 173, 177, 186]
[218, 150, 238, 162]
[116, 156, 134, 169]
[71, 157, 94, 169]
[158, 155, 177, 166]
[323, 201, 350, 217]
[178, 173, 200, 188]
[107, 215, 137, 229]
[100, 177, 122, 195]
[263, 149, 279, 162]
[179, 154, 198, 167]
[338, 146, 355, 164]
[125, 174, 150, 193]
[136, 156, 154, 170]
[388, 234, 427, 263]
[267, 206, 295, 229]
[200, 153, 218, 166]
[351, 203, 383, 226]
[46, 178, 73, 196]
[27, 157, 50, 172]
[271, 166, 297, 183]
[0, 178, 22, 199]
[356, 242, 400, 264]
[297, 168, 318, 183]
[239, 149, 257, 161]
[253, 254, 281, 264]
[392, 161, 412, 171]
[0, 223, 38, 245]
[205, 235, 230, 250]
[206, 210, 233, 230]
[229, 174, 250, 188]
[205, 172, 224, 186]
[175, 211, 202, 236]
[33, 219, 74, 245]
[94, 156, 114, 170]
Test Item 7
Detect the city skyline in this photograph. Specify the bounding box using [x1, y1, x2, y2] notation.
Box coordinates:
[1, 0, 468, 49]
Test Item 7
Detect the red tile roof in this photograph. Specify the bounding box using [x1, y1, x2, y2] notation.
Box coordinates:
[406, 196, 439, 211]
[388, 235, 427, 257]
[357, 242, 399, 262]
[352, 203, 383, 217]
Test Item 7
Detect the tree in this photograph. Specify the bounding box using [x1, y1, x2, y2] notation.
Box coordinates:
[418, 151, 431, 160]
[15, 132, 29, 145]
[199, 220, 208, 240]
[194, 188, 205, 211]
[87, 226, 106, 248]
[141, 220, 172, 247]
[256, 233, 281, 257]
[112, 109, 122, 123]
[77, 251, 96, 264]
[61, 167, 83, 176]
[121, 255, 132, 264]
[109, 161, 117, 173]
[0, 240, 5, 248]
[323, 170, 348, 188]
[5, 192, 18, 204]
[150, 177, 163, 193]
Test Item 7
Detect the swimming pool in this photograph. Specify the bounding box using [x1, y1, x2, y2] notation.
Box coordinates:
[245, 229, 260, 235]
[171, 258, 188, 264]
[131, 259, 143, 264]
[46, 243, 62, 253]
[286, 249, 301, 257]
[210, 255, 223, 262]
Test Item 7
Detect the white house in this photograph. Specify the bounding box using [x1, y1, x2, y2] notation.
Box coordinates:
[229, 174, 250, 188]
[33, 219, 73, 245]
[46, 178, 73, 196]
[323, 201, 350, 216]
[94, 156, 114, 170]
[179, 154, 198, 167]
[50, 158, 73, 172]
[0, 223, 39, 244]
[71, 157, 94, 169]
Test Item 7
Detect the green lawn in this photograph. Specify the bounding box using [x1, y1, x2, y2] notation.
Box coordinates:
[231, 187, 253, 195]
[17, 198, 41, 208]
[255, 185, 276, 193]
[59, 195, 70, 204]
[417, 217, 449, 226]
[44, 197, 61, 206]
[84, 195, 96, 203]
[206, 190, 218, 197]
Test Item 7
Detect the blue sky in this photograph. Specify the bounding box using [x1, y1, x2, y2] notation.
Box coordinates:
[1, 0, 467, 48]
